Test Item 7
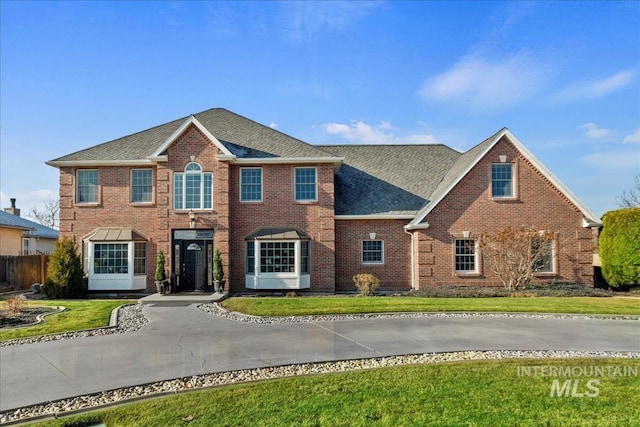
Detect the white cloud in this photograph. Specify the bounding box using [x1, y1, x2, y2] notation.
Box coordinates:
[280, 1, 381, 42]
[579, 149, 640, 170]
[578, 123, 615, 140]
[269, 122, 278, 129]
[323, 121, 439, 145]
[623, 129, 640, 144]
[419, 54, 551, 110]
[554, 70, 635, 101]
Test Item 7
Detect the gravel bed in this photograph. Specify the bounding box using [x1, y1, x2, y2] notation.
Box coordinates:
[0, 303, 148, 347]
[199, 303, 640, 323]
[2, 349, 638, 424]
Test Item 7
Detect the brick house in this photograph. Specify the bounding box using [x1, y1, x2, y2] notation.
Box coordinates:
[47, 108, 602, 293]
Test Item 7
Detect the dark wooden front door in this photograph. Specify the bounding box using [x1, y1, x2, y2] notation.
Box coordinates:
[182, 240, 206, 292]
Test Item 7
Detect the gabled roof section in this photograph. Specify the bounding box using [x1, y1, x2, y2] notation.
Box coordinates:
[408, 128, 602, 228]
[47, 108, 338, 167]
[150, 115, 233, 158]
[319, 144, 460, 216]
[0, 211, 59, 239]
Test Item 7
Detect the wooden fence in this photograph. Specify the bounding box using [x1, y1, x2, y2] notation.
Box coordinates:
[0, 255, 49, 290]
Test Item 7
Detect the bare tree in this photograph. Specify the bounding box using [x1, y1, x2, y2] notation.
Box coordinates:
[27, 199, 59, 230]
[616, 175, 640, 208]
[478, 226, 555, 291]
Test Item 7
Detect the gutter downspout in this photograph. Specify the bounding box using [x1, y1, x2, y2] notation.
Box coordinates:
[403, 226, 414, 289]
[404, 222, 430, 290]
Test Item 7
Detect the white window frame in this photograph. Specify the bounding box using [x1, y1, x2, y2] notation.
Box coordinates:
[491, 163, 515, 199]
[294, 167, 318, 202]
[173, 162, 213, 210]
[362, 240, 384, 265]
[240, 167, 263, 202]
[76, 169, 99, 204]
[532, 237, 556, 275]
[245, 239, 311, 290]
[22, 237, 31, 255]
[455, 238, 478, 274]
[130, 169, 153, 204]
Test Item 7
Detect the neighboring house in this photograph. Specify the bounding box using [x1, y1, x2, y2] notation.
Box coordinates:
[0, 200, 59, 255]
[46, 108, 602, 293]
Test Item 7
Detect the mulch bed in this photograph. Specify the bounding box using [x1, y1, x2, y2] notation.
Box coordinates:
[0, 307, 58, 328]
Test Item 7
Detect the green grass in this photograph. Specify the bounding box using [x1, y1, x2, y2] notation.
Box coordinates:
[28, 358, 640, 427]
[221, 296, 640, 317]
[0, 300, 136, 341]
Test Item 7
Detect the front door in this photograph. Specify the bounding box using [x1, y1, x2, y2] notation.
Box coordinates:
[182, 240, 206, 292]
[172, 229, 214, 293]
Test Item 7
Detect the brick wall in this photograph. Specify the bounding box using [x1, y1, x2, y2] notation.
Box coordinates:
[228, 163, 336, 293]
[413, 136, 595, 288]
[334, 219, 411, 292]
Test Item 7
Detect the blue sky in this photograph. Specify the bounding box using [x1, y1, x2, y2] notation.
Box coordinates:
[1, 1, 639, 220]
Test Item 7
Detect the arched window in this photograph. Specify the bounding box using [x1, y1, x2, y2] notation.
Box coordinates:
[174, 162, 213, 210]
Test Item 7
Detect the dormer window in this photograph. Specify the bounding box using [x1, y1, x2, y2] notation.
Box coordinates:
[174, 162, 213, 210]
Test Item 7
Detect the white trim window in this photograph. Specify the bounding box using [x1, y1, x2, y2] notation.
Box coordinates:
[174, 162, 213, 210]
[22, 238, 31, 255]
[77, 169, 99, 204]
[491, 164, 514, 198]
[362, 240, 384, 264]
[245, 238, 311, 289]
[455, 238, 478, 273]
[295, 167, 317, 202]
[131, 169, 153, 203]
[134, 242, 147, 275]
[240, 168, 263, 202]
[94, 243, 129, 274]
[532, 238, 555, 274]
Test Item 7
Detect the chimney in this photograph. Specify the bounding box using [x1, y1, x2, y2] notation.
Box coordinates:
[5, 198, 21, 217]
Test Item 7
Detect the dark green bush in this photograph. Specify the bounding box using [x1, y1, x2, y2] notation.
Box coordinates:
[600, 208, 640, 287]
[44, 237, 86, 299]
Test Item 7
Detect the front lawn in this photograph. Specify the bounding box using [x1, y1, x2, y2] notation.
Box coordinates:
[0, 299, 136, 341]
[221, 296, 640, 317]
[29, 358, 640, 426]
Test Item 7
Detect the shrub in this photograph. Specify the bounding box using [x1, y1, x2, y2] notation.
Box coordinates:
[155, 250, 167, 282]
[43, 237, 86, 299]
[6, 295, 24, 316]
[600, 208, 640, 287]
[213, 249, 224, 281]
[353, 273, 380, 296]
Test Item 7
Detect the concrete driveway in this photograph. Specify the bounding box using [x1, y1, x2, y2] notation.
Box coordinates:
[1, 303, 639, 411]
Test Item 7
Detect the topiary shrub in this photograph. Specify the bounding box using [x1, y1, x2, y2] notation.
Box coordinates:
[600, 208, 640, 288]
[43, 237, 86, 299]
[353, 273, 380, 296]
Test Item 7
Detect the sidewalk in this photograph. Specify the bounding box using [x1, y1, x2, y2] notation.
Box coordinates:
[2, 303, 639, 411]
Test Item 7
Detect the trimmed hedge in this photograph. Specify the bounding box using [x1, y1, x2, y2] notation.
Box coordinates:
[600, 208, 640, 287]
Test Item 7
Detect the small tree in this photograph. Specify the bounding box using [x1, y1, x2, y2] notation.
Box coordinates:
[27, 198, 60, 230]
[155, 250, 167, 283]
[213, 249, 224, 282]
[353, 273, 380, 296]
[616, 175, 640, 208]
[478, 226, 555, 291]
[44, 237, 86, 298]
[600, 208, 640, 287]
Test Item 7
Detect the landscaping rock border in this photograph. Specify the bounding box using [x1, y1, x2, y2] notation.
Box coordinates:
[2, 349, 638, 425]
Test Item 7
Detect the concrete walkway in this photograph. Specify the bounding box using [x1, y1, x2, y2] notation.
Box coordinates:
[1, 303, 639, 411]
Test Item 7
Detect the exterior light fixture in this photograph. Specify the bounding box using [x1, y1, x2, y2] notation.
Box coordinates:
[188, 210, 196, 229]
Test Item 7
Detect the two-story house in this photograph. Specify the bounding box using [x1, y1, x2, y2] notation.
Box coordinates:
[47, 108, 602, 293]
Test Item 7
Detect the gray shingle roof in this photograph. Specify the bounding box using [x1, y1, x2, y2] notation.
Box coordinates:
[319, 145, 461, 215]
[0, 211, 59, 239]
[48, 108, 333, 163]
